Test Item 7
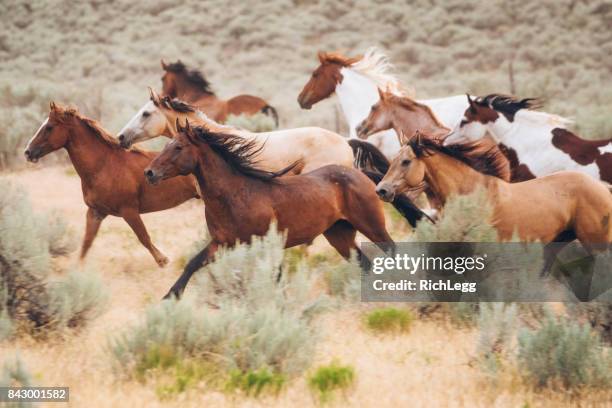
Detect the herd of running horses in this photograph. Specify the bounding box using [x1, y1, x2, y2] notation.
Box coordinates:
[23, 48, 612, 299]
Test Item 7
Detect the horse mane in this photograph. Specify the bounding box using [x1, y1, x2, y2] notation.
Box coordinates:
[349, 47, 409, 96]
[157, 96, 240, 132]
[163, 60, 215, 95]
[388, 94, 448, 129]
[53, 106, 142, 152]
[411, 137, 511, 181]
[476, 94, 573, 126]
[188, 126, 300, 182]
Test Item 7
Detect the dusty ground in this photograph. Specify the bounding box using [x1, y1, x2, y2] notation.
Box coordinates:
[1, 166, 611, 407]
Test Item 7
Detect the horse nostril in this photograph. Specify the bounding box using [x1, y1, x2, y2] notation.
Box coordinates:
[145, 169, 154, 178]
[24, 149, 31, 157]
[118, 134, 125, 141]
[377, 188, 387, 197]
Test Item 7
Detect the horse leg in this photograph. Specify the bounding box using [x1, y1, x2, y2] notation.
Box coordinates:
[121, 208, 169, 267]
[322, 220, 359, 259]
[163, 241, 219, 300]
[541, 230, 577, 277]
[80, 208, 106, 260]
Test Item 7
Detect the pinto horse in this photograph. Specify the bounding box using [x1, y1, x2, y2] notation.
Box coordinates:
[376, 134, 612, 269]
[24, 103, 199, 267]
[444, 94, 612, 184]
[297, 48, 471, 158]
[161, 60, 278, 126]
[118, 89, 354, 174]
[144, 122, 394, 299]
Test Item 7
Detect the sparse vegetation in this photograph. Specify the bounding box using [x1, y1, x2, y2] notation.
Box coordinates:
[308, 360, 355, 403]
[1, 355, 33, 408]
[0, 179, 107, 337]
[110, 227, 325, 397]
[518, 315, 612, 389]
[476, 303, 518, 375]
[365, 307, 413, 334]
[225, 112, 277, 132]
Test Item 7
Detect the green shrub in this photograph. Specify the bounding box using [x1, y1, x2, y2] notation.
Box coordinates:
[1, 355, 33, 408]
[225, 112, 277, 132]
[448, 303, 480, 327]
[0, 179, 107, 337]
[111, 227, 325, 395]
[477, 303, 518, 375]
[568, 302, 612, 344]
[518, 315, 612, 389]
[227, 368, 285, 396]
[412, 188, 497, 242]
[365, 307, 413, 334]
[308, 361, 355, 403]
[323, 252, 361, 300]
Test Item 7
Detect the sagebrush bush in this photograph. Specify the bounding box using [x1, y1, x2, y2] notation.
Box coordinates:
[225, 112, 277, 132]
[1, 355, 33, 408]
[308, 361, 355, 403]
[568, 302, 612, 344]
[323, 252, 361, 300]
[518, 315, 612, 389]
[111, 227, 326, 393]
[365, 307, 413, 334]
[477, 303, 517, 375]
[227, 368, 285, 396]
[0, 179, 107, 337]
[412, 188, 497, 242]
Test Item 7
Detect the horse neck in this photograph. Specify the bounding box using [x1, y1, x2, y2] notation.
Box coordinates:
[174, 77, 215, 102]
[65, 120, 115, 178]
[487, 112, 549, 153]
[392, 106, 449, 140]
[421, 153, 490, 204]
[192, 143, 248, 203]
[336, 68, 379, 137]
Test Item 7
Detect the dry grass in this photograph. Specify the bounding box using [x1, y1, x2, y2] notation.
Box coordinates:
[0, 167, 610, 407]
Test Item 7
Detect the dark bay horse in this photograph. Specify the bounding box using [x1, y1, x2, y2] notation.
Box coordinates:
[145, 122, 394, 299]
[161, 60, 279, 126]
[24, 103, 199, 267]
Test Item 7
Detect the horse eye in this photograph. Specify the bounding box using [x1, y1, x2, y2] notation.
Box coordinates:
[460, 119, 467, 127]
[142, 111, 151, 118]
[175, 145, 182, 151]
[45, 125, 53, 131]
[401, 159, 410, 166]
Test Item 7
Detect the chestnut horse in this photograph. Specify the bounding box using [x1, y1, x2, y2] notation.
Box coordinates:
[24, 103, 199, 267]
[145, 122, 394, 299]
[118, 90, 354, 174]
[377, 135, 612, 269]
[161, 60, 278, 126]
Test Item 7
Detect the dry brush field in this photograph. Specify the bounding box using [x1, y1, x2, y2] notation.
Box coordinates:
[1, 0, 612, 407]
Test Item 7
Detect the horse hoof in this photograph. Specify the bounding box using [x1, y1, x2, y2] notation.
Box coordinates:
[156, 256, 170, 268]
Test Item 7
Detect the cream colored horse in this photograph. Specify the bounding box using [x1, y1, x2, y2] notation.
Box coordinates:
[118, 90, 353, 174]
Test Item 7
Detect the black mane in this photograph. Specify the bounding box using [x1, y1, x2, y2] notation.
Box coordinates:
[164, 60, 215, 95]
[476, 94, 542, 121]
[411, 137, 511, 181]
[187, 126, 300, 182]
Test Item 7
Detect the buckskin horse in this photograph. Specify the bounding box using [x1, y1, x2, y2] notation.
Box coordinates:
[145, 121, 395, 299]
[444, 94, 612, 184]
[161, 59, 278, 126]
[24, 103, 199, 267]
[377, 133, 612, 270]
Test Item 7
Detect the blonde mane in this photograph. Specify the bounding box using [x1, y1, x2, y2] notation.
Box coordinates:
[515, 109, 574, 128]
[349, 48, 411, 97]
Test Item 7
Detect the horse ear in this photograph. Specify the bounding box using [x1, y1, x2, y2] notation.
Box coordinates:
[175, 118, 184, 133]
[184, 118, 191, 131]
[49, 101, 57, 111]
[161, 59, 168, 70]
[148, 87, 158, 103]
[378, 88, 386, 101]
[317, 51, 327, 63]
[467, 94, 477, 113]
[398, 130, 410, 146]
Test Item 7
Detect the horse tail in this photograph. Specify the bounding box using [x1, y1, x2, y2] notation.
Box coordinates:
[349, 139, 430, 228]
[261, 105, 279, 128]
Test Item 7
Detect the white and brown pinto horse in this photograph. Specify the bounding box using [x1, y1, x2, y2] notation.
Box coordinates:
[377, 135, 612, 264]
[297, 48, 471, 158]
[118, 90, 354, 174]
[444, 94, 612, 184]
[161, 60, 279, 126]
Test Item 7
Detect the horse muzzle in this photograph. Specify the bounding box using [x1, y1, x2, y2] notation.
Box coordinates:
[356, 123, 370, 139]
[144, 168, 162, 185]
[297, 94, 313, 110]
[118, 133, 132, 149]
[375, 185, 395, 202]
[24, 148, 40, 163]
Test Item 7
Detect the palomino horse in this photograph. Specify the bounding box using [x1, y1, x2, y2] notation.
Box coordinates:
[297, 48, 471, 158]
[161, 60, 278, 126]
[376, 135, 612, 265]
[118, 89, 354, 174]
[444, 94, 612, 184]
[144, 122, 394, 299]
[24, 103, 199, 267]
[119, 90, 428, 226]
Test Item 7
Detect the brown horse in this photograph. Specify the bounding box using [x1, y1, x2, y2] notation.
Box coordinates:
[161, 60, 278, 126]
[145, 122, 394, 299]
[377, 135, 612, 258]
[24, 103, 199, 267]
